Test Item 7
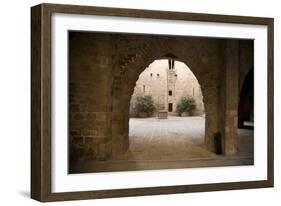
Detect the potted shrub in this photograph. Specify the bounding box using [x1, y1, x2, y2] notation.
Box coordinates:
[135, 95, 155, 117]
[176, 96, 196, 116]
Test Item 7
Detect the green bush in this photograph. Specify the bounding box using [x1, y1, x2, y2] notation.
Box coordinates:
[135, 95, 155, 116]
[176, 96, 196, 116]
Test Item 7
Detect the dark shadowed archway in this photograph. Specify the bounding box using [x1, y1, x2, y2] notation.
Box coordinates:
[238, 69, 254, 129]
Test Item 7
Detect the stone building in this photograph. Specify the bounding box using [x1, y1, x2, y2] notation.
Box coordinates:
[129, 59, 204, 116]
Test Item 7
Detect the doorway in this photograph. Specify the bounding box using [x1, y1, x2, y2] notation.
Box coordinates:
[168, 103, 173, 112]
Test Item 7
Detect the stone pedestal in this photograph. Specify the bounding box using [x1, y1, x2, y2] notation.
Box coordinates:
[158, 110, 168, 119]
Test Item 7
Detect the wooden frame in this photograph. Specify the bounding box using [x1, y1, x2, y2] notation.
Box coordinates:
[31, 3, 274, 202]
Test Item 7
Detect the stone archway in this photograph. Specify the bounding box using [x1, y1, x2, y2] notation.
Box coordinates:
[68, 32, 241, 165]
[110, 37, 235, 157]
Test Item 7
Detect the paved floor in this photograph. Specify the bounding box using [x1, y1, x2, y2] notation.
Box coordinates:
[70, 116, 254, 173]
[113, 116, 213, 160]
[112, 116, 253, 161]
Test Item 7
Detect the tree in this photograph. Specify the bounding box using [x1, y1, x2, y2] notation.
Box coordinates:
[135, 95, 155, 117]
[176, 96, 196, 116]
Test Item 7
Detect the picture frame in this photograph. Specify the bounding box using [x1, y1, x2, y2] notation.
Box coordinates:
[31, 3, 274, 202]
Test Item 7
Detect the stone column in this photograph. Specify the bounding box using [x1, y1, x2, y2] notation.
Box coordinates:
[204, 86, 220, 153]
[224, 40, 239, 155]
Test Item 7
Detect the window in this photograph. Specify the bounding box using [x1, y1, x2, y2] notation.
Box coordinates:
[168, 59, 175, 70]
[150, 73, 153, 77]
[175, 74, 177, 78]
[157, 74, 160, 78]
[169, 90, 172, 96]
[143, 85, 145, 92]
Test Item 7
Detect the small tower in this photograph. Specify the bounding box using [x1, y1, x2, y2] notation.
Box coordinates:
[167, 59, 177, 113]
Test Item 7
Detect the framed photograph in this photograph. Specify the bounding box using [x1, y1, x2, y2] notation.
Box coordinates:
[31, 3, 274, 202]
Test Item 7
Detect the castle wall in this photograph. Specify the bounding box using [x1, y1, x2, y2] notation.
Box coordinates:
[129, 60, 204, 116]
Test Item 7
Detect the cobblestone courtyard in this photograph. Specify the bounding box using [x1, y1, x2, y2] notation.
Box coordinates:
[70, 116, 254, 173]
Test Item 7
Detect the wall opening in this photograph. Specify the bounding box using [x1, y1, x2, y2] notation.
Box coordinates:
[168, 103, 173, 112]
[238, 69, 254, 129]
[126, 59, 210, 166]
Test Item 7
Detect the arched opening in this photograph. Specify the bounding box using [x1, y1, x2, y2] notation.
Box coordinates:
[117, 59, 215, 166]
[236, 68, 254, 161]
[238, 69, 254, 129]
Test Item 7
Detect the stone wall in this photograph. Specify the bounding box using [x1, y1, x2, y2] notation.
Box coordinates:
[68, 32, 113, 161]
[129, 59, 204, 116]
[68, 31, 253, 164]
